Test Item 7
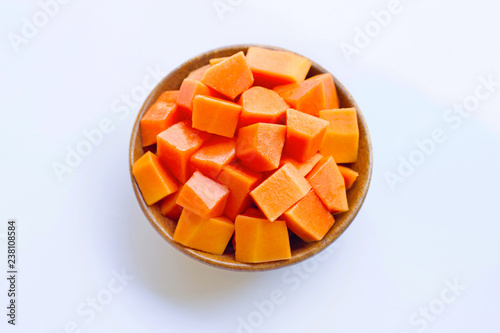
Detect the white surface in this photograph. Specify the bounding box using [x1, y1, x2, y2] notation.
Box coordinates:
[1, 0, 500, 332]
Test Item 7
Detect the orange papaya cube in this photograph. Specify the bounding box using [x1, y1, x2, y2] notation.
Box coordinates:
[337, 165, 359, 190]
[176, 171, 230, 219]
[132, 151, 178, 205]
[173, 209, 234, 255]
[157, 120, 211, 183]
[274, 80, 325, 117]
[283, 190, 335, 242]
[285, 109, 329, 162]
[159, 188, 183, 220]
[245, 46, 311, 88]
[217, 163, 263, 220]
[231, 207, 266, 249]
[241, 207, 266, 218]
[308, 74, 339, 109]
[306, 156, 348, 213]
[237, 87, 288, 128]
[140, 102, 179, 147]
[192, 95, 242, 138]
[250, 163, 311, 221]
[234, 214, 291, 263]
[187, 64, 210, 81]
[177, 79, 212, 117]
[189, 136, 236, 179]
[236, 123, 286, 172]
[156, 90, 179, 104]
[319, 108, 359, 163]
[201, 51, 254, 100]
[279, 153, 323, 177]
[209, 56, 229, 65]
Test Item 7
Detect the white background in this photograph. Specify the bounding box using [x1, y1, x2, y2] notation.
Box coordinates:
[1, 0, 500, 332]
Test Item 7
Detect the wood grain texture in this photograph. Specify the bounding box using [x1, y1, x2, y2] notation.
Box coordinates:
[129, 44, 373, 272]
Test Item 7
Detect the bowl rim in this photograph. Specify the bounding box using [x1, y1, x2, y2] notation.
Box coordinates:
[129, 43, 373, 272]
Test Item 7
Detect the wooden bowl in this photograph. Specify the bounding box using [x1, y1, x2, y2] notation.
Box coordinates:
[129, 44, 372, 271]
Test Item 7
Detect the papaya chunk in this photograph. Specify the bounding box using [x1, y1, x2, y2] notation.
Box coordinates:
[159, 188, 183, 220]
[177, 79, 212, 117]
[174, 209, 234, 255]
[156, 90, 179, 104]
[279, 153, 323, 177]
[192, 95, 241, 138]
[274, 79, 325, 116]
[319, 108, 359, 163]
[176, 171, 230, 219]
[306, 156, 348, 213]
[235, 214, 291, 263]
[190, 136, 236, 179]
[140, 102, 179, 147]
[308, 74, 339, 109]
[236, 123, 286, 172]
[238, 86, 288, 128]
[201, 51, 254, 99]
[283, 190, 335, 242]
[245, 46, 311, 88]
[337, 165, 359, 190]
[132, 151, 178, 205]
[250, 163, 311, 221]
[285, 108, 329, 162]
[217, 163, 262, 220]
[157, 120, 211, 183]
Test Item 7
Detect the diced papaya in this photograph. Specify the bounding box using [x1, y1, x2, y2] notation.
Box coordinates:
[177, 79, 212, 117]
[189, 136, 236, 179]
[201, 51, 254, 99]
[187, 64, 210, 81]
[285, 108, 329, 162]
[306, 156, 348, 213]
[140, 102, 179, 147]
[157, 120, 211, 183]
[337, 165, 359, 190]
[192, 95, 242, 138]
[308, 74, 339, 109]
[274, 80, 326, 117]
[279, 153, 323, 177]
[159, 188, 183, 220]
[283, 190, 335, 242]
[241, 207, 266, 218]
[132, 151, 178, 205]
[173, 209, 234, 255]
[245, 46, 311, 88]
[217, 163, 262, 220]
[234, 214, 291, 263]
[176, 171, 229, 219]
[319, 108, 359, 163]
[156, 90, 179, 104]
[236, 123, 286, 172]
[209, 57, 229, 65]
[250, 163, 311, 221]
[238, 87, 288, 128]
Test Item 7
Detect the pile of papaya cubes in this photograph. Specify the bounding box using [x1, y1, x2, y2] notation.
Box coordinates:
[132, 46, 360, 264]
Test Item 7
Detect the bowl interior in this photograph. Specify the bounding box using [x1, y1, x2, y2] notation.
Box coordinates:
[129, 44, 372, 271]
